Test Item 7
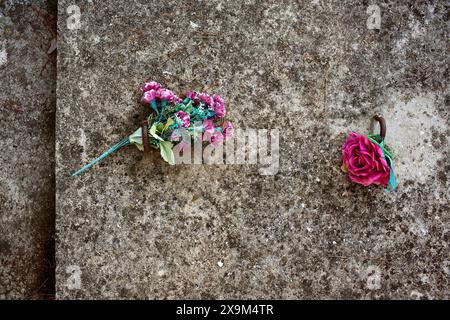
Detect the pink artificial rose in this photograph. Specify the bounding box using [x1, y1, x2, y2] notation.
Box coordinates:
[175, 111, 190, 128]
[222, 121, 233, 141]
[142, 81, 161, 92]
[342, 132, 390, 187]
[141, 89, 157, 105]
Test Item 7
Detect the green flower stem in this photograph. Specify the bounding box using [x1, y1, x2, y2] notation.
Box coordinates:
[158, 100, 168, 122]
[151, 100, 159, 116]
[70, 137, 131, 176]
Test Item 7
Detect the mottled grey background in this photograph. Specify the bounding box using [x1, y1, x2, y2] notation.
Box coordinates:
[0, 0, 56, 299]
[2, 0, 449, 299]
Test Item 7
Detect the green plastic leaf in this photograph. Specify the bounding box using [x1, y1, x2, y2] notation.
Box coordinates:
[341, 164, 347, 173]
[163, 118, 174, 132]
[129, 128, 144, 151]
[159, 141, 175, 165]
[156, 123, 165, 132]
[150, 123, 164, 141]
[183, 100, 193, 112]
[367, 134, 394, 160]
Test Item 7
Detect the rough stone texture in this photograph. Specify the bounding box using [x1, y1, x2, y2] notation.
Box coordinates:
[56, 0, 448, 299]
[0, 0, 56, 299]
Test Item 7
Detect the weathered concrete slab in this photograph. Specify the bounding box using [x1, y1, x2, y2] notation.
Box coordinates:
[56, 0, 448, 299]
[0, 0, 56, 299]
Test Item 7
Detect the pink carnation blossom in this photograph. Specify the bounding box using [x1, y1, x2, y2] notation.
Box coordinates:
[157, 88, 178, 102]
[202, 119, 224, 146]
[175, 111, 190, 128]
[185, 90, 197, 100]
[202, 119, 216, 141]
[222, 121, 233, 141]
[213, 94, 224, 106]
[341, 132, 390, 187]
[198, 92, 213, 106]
[140, 89, 157, 105]
[209, 130, 224, 147]
[212, 94, 226, 117]
[141, 81, 161, 92]
[186, 90, 202, 105]
[214, 102, 226, 117]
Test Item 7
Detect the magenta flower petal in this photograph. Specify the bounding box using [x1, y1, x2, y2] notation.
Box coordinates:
[142, 81, 161, 92]
[185, 90, 197, 100]
[141, 89, 157, 105]
[202, 119, 216, 141]
[222, 121, 233, 141]
[157, 88, 178, 102]
[209, 130, 224, 147]
[213, 102, 226, 118]
[341, 132, 390, 187]
[198, 92, 213, 106]
[175, 111, 190, 128]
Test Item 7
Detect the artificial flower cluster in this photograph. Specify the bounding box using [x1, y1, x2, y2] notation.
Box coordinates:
[136, 81, 233, 159]
[71, 81, 233, 176]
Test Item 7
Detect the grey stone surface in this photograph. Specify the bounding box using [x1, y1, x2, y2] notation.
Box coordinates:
[0, 0, 56, 299]
[56, 0, 448, 299]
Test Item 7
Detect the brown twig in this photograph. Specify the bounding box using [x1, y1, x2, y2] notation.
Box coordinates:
[373, 115, 386, 140]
